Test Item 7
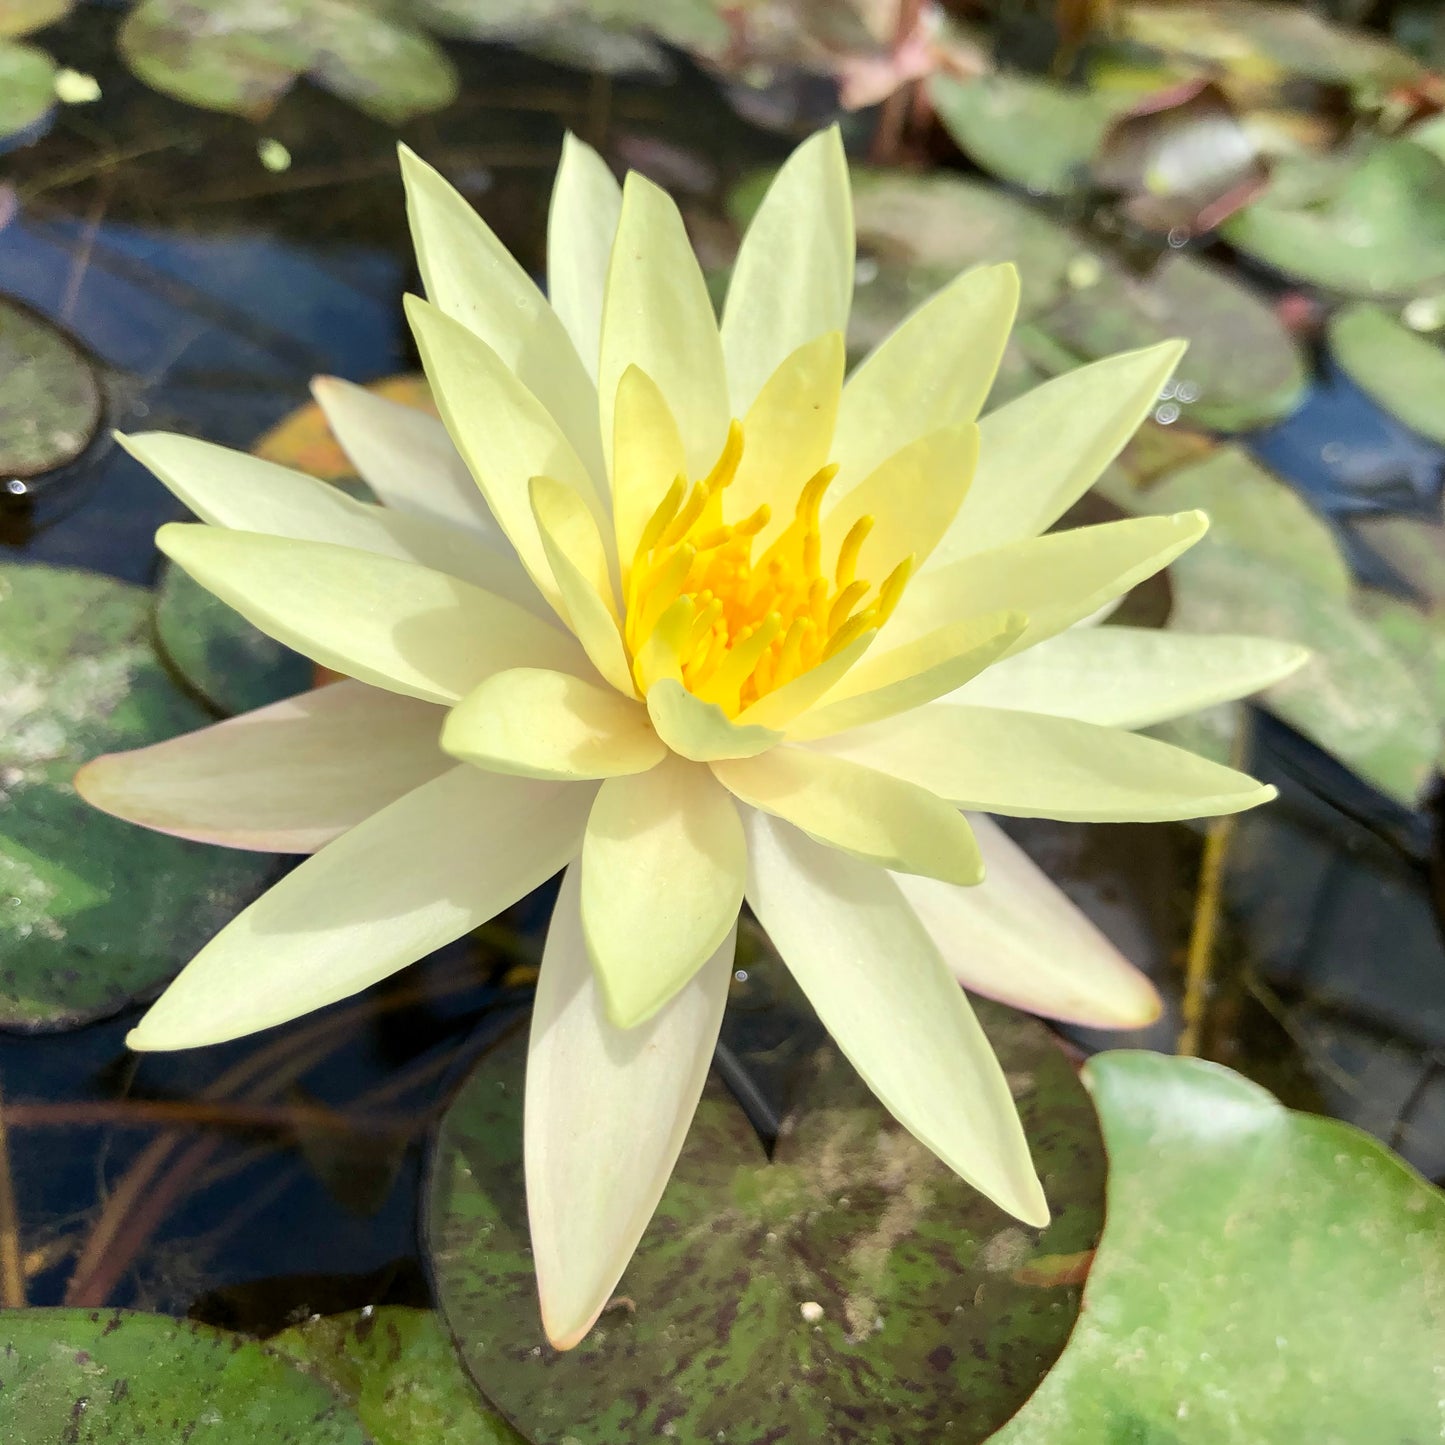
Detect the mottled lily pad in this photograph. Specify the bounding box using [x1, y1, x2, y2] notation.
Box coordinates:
[0, 564, 276, 1030]
[992, 1051, 1445, 1443]
[268, 1308, 525, 1445]
[1169, 540, 1439, 805]
[0, 297, 100, 479]
[1328, 303, 1445, 446]
[1222, 140, 1445, 299]
[119, 0, 457, 123]
[0, 1309, 369, 1443]
[1039, 253, 1307, 431]
[929, 72, 1121, 196]
[427, 992, 1105, 1445]
[0, 38, 55, 140]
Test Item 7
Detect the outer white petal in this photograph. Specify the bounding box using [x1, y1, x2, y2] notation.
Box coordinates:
[400, 144, 605, 484]
[547, 133, 623, 382]
[743, 811, 1048, 1227]
[127, 769, 595, 1050]
[75, 682, 448, 854]
[527, 863, 732, 1350]
[947, 626, 1309, 728]
[895, 815, 1161, 1028]
[157, 525, 591, 706]
[822, 704, 1275, 822]
[933, 340, 1185, 566]
[122, 431, 541, 607]
[308, 376, 501, 542]
[720, 127, 853, 414]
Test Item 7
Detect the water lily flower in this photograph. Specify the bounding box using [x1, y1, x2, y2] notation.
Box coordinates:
[76, 129, 1303, 1350]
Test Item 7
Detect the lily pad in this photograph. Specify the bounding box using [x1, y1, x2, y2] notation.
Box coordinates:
[0, 0, 71, 35]
[119, 0, 457, 124]
[0, 39, 54, 140]
[268, 1308, 526, 1445]
[1038, 252, 1308, 431]
[991, 1051, 1445, 1443]
[0, 298, 101, 478]
[1111, 446, 1352, 597]
[929, 72, 1121, 197]
[1328, 302, 1445, 446]
[1168, 540, 1439, 805]
[0, 563, 276, 1030]
[0, 1310, 368, 1442]
[427, 992, 1106, 1445]
[1351, 510, 1445, 605]
[1222, 139, 1445, 299]
[154, 561, 310, 716]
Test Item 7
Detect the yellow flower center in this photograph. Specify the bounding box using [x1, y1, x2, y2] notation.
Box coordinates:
[623, 420, 914, 717]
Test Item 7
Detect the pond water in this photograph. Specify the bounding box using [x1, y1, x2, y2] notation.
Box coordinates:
[1, 0, 1443, 1359]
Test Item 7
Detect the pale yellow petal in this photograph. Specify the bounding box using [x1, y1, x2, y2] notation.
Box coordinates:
[157, 524, 589, 706]
[821, 422, 978, 583]
[527, 863, 731, 1349]
[823, 704, 1276, 822]
[728, 332, 844, 554]
[128, 769, 593, 1049]
[400, 144, 604, 482]
[599, 172, 729, 479]
[581, 757, 745, 1026]
[75, 682, 448, 854]
[720, 127, 853, 414]
[713, 747, 981, 884]
[530, 476, 635, 695]
[881, 512, 1209, 658]
[793, 610, 1025, 739]
[896, 814, 1161, 1028]
[948, 626, 1309, 728]
[610, 364, 687, 578]
[407, 295, 608, 617]
[645, 678, 782, 761]
[934, 340, 1185, 565]
[547, 132, 622, 382]
[743, 811, 1048, 1226]
[832, 263, 1019, 493]
[734, 632, 875, 733]
[441, 668, 662, 780]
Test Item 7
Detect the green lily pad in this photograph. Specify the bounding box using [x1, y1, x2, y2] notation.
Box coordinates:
[1222, 139, 1445, 299]
[991, 1051, 1445, 1443]
[1168, 540, 1439, 805]
[0, 0, 71, 36]
[155, 559, 310, 716]
[1329, 302, 1445, 446]
[1356, 590, 1445, 721]
[1351, 511, 1445, 606]
[0, 297, 102, 478]
[0, 563, 276, 1030]
[0, 39, 53, 141]
[0, 1309, 369, 1443]
[119, 0, 457, 123]
[1112, 446, 1352, 597]
[427, 991, 1106, 1445]
[929, 72, 1121, 197]
[268, 1308, 526, 1445]
[1038, 253, 1308, 431]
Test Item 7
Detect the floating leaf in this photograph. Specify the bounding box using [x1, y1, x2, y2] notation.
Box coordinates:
[0, 296, 99, 478]
[0, 564, 276, 1030]
[1356, 590, 1445, 722]
[1328, 302, 1445, 446]
[427, 992, 1105, 1445]
[268, 1308, 526, 1445]
[991, 1051, 1445, 1443]
[929, 72, 1121, 197]
[1039, 252, 1308, 431]
[1222, 139, 1445, 299]
[1168, 540, 1439, 805]
[119, 0, 458, 124]
[1114, 446, 1352, 597]
[0, 1308, 369, 1442]
[1350, 510, 1445, 605]
[0, 0, 71, 36]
